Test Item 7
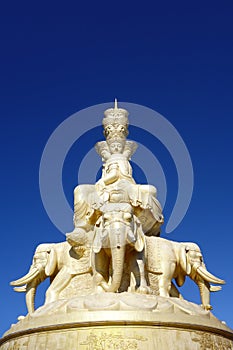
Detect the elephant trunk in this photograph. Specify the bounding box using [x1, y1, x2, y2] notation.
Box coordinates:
[10, 266, 45, 314]
[196, 265, 225, 285]
[10, 267, 41, 286]
[102, 245, 126, 292]
[197, 279, 212, 310]
[101, 222, 127, 292]
[25, 281, 37, 314]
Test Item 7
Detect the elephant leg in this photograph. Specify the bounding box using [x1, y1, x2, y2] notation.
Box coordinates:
[170, 282, 183, 299]
[93, 250, 110, 292]
[147, 272, 160, 295]
[129, 251, 150, 294]
[136, 258, 150, 294]
[158, 261, 176, 297]
[158, 276, 171, 297]
[45, 267, 72, 304]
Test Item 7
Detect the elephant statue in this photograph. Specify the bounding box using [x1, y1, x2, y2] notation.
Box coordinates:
[10, 236, 92, 314]
[11, 243, 54, 314]
[145, 236, 225, 310]
[92, 201, 149, 294]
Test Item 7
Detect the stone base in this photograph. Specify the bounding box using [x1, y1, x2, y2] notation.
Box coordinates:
[1, 294, 233, 350]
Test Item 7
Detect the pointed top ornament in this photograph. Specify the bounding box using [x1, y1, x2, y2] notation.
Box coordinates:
[114, 98, 118, 109]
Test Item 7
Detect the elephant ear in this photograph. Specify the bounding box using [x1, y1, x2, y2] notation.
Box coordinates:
[45, 248, 57, 276]
[93, 218, 108, 253]
[134, 217, 145, 252]
[93, 231, 102, 253]
[179, 245, 191, 276]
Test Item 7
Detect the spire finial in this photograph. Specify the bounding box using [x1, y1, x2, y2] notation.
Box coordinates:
[114, 98, 118, 110]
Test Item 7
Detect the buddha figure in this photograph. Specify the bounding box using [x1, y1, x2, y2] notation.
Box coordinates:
[67, 101, 163, 248]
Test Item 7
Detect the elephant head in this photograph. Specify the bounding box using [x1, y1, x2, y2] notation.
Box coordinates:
[10, 243, 55, 314]
[93, 202, 145, 293]
[177, 242, 225, 310]
[10, 239, 92, 313]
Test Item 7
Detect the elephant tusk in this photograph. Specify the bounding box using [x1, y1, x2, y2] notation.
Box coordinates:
[13, 286, 27, 292]
[192, 262, 200, 272]
[210, 285, 222, 292]
[10, 267, 40, 286]
[197, 266, 225, 285]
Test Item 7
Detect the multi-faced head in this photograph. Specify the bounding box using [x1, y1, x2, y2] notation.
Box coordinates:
[108, 139, 125, 154]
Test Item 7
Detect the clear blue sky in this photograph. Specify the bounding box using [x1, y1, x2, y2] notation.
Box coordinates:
[1, 1, 233, 336]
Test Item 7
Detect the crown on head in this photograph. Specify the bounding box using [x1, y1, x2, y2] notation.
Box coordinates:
[103, 99, 129, 139]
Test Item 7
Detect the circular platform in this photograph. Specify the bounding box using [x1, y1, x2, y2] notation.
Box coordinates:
[1, 294, 233, 349]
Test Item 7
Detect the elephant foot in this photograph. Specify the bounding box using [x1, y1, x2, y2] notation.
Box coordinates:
[93, 285, 106, 294]
[45, 292, 59, 305]
[202, 304, 213, 311]
[135, 285, 151, 294]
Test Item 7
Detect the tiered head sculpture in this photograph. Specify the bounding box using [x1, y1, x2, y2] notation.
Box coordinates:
[95, 99, 137, 161]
